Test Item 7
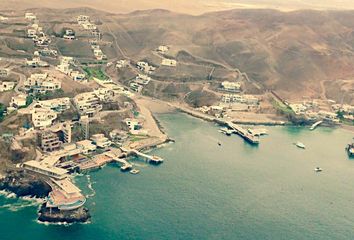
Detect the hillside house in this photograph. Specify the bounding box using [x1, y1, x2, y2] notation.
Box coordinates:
[161, 59, 177, 67]
[0, 81, 16, 92]
[34, 97, 71, 112]
[73, 92, 102, 117]
[25, 12, 36, 21]
[32, 108, 57, 128]
[221, 81, 241, 92]
[0, 68, 9, 77]
[157, 45, 169, 53]
[10, 94, 27, 108]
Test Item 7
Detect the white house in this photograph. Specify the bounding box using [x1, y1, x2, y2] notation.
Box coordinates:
[27, 29, 37, 38]
[32, 108, 57, 128]
[73, 92, 102, 117]
[25, 13, 36, 21]
[35, 97, 71, 112]
[90, 134, 112, 148]
[70, 71, 86, 81]
[157, 45, 169, 53]
[10, 94, 27, 108]
[116, 60, 129, 68]
[221, 81, 241, 92]
[161, 59, 177, 67]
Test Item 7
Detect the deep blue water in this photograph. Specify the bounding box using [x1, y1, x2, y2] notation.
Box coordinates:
[0, 113, 354, 240]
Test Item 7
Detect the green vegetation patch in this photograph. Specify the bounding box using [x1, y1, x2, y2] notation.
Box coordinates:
[83, 67, 109, 80]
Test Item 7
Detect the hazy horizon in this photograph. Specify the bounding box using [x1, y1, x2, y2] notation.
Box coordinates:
[3, 0, 354, 14]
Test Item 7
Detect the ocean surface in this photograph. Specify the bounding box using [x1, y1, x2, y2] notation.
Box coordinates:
[0, 112, 354, 240]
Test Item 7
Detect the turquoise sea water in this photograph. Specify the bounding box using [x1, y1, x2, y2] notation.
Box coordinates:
[0, 112, 354, 240]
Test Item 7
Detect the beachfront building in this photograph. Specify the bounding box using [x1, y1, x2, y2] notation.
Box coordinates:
[32, 108, 58, 128]
[23, 160, 68, 179]
[318, 110, 340, 124]
[289, 103, 308, 115]
[161, 59, 177, 67]
[221, 81, 241, 92]
[109, 129, 128, 144]
[76, 140, 97, 154]
[0, 81, 16, 92]
[73, 92, 102, 117]
[124, 118, 145, 135]
[46, 178, 86, 211]
[90, 134, 112, 148]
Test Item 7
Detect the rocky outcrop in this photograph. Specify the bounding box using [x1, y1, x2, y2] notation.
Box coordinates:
[0, 170, 51, 198]
[38, 204, 91, 224]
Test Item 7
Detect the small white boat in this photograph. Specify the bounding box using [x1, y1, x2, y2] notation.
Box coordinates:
[314, 167, 323, 172]
[295, 142, 306, 149]
[130, 169, 140, 174]
[219, 128, 233, 136]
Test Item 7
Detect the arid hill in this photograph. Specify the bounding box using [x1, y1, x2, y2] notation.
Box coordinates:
[1, 7, 354, 103]
[103, 9, 354, 103]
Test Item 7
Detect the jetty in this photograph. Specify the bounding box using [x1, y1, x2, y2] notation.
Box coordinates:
[248, 128, 268, 136]
[120, 147, 164, 164]
[218, 120, 260, 144]
[310, 121, 323, 130]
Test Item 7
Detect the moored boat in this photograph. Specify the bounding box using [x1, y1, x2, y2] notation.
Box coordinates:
[130, 169, 140, 174]
[295, 142, 306, 149]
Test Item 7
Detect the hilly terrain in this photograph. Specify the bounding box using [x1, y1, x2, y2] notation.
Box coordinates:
[1, 7, 354, 103]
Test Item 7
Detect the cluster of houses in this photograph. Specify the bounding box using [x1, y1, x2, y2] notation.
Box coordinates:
[56, 56, 86, 81]
[90, 40, 107, 61]
[24, 73, 61, 94]
[77, 15, 100, 38]
[288, 100, 341, 124]
[77, 15, 105, 60]
[25, 12, 51, 47]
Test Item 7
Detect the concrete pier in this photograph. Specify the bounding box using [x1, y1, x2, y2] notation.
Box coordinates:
[217, 120, 260, 144]
[120, 147, 164, 164]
